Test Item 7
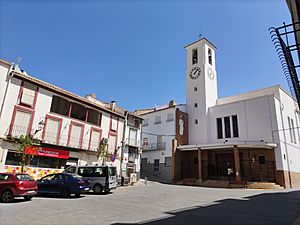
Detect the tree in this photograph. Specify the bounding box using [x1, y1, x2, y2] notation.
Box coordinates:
[97, 138, 110, 165]
[16, 135, 34, 173]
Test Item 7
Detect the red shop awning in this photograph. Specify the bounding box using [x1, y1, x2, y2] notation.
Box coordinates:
[25, 147, 69, 159]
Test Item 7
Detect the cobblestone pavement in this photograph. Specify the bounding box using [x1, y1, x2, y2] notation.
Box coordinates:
[1, 181, 300, 225]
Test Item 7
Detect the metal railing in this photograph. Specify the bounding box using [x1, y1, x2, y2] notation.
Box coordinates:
[126, 138, 141, 147]
[142, 142, 166, 151]
[7, 125, 36, 138]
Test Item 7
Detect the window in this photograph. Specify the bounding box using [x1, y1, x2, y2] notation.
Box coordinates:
[157, 135, 163, 144]
[68, 123, 83, 148]
[94, 167, 105, 177]
[154, 159, 160, 172]
[143, 138, 148, 146]
[154, 116, 161, 124]
[288, 117, 296, 144]
[71, 102, 87, 121]
[107, 134, 117, 153]
[10, 108, 33, 137]
[127, 115, 140, 128]
[20, 82, 36, 107]
[50, 96, 70, 116]
[192, 48, 198, 64]
[128, 128, 137, 146]
[65, 166, 76, 173]
[166, 113, 174, 122]
[291, 118, 296, 144]
[111, 116, 118, 131]
[194, 87, 198, 92]
[288, 117, 293, 143]
[224, 116, 231, 138]
[194, 103, 198, 108]
[87, 109, 101, 126]
[44, 117, 61, 144]
[217, 118, 223, 139]
[89, 129, 101, 151]
[208, 48, 212, 65]
[142, 119, 149, 126]
[194, 119, 198, 124]
[232, 115, 239, 138]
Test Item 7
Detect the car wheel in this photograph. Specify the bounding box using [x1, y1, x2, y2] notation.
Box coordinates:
[93, 184, 103, 194]
[61, 189, 71, 198]
[24, 196, 32, 201]
[75, 193, 81, 198]
[1, 190, 14, 203]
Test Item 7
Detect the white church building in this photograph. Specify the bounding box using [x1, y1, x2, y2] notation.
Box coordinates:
[139, 38, 300, 188]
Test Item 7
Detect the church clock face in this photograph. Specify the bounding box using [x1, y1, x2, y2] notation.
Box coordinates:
[207, 67, 215, 80]
[189, 67, 201, 80]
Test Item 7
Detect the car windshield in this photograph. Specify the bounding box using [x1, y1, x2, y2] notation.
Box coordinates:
[0, 174, 9, 181]
[16, 174, 34, 181]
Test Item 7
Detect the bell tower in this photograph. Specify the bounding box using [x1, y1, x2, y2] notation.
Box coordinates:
[185, 38, 218, 145]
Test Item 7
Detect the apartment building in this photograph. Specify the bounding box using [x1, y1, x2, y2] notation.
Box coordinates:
[136, 101, 187, 183]
[0, 59, 142, 180]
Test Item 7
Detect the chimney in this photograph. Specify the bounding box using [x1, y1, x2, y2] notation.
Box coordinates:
[169, 100, 176, 107]
[110, 101, 116, 111]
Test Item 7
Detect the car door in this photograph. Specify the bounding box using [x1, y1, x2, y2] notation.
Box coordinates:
[50, 174, 66, 194]
[37, 174, 56, 194]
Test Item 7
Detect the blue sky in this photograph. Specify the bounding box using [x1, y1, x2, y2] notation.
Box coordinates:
[0, 0, 291, 111]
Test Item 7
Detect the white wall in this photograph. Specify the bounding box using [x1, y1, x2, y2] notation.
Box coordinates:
[0, 62, 10, 115]
[0, 77, 22, 138]
[208, 95, 275, 144]
[141, 107, 176, 164]
[274, 89, 300, 173]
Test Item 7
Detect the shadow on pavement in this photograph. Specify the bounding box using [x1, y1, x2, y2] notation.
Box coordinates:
[112, 190, 300, 225]
[35, 194, 85, 199]
[85, 191, 112, 196]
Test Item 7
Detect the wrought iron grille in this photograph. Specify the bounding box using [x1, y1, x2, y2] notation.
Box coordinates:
[270, 22, 300, 108]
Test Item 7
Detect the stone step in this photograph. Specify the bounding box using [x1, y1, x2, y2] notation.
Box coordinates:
[247, 182, 284, 189]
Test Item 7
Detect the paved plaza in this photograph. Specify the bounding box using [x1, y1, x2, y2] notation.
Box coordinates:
[1, 181, 300, 225]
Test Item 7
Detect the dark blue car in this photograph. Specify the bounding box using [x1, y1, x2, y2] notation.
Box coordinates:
[36, 173, 90, 198]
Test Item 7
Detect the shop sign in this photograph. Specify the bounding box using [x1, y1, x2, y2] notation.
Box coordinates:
[25, 147, 69, 159]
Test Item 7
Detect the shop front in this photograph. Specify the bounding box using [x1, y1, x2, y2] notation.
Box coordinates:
[4, 146, 70, 180]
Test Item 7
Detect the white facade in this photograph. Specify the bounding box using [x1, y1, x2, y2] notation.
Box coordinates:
[0, 59, 142, 181]
[141, 106, 177, 164]
[186, 39, 218, 145]
[181, 38, 300, 187]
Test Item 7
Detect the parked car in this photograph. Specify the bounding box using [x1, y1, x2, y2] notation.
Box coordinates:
[36, 173, 90, 198]
[64, 165, 117, 194]
[0, 173, 37, 203]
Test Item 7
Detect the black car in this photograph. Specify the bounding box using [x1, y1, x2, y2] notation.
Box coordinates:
[36, 173, 90, 198]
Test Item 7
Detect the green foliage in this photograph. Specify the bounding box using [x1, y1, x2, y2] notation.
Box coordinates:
[16, 135, 34, 173]
[97, 138, 110, 165]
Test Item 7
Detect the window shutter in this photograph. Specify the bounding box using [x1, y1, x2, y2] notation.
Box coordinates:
[69, 124, 82, 148]
[107, 135, 117, 153]
[12, 110, 31, 137]
[44, 118, 60, 144]
[21, 83, 36, 106]
[111, 117, 118, 131]
[90, 130, 100, 151]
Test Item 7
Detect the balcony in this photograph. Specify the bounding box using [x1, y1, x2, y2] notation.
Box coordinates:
[7, 125, 37, 139]
[126, 138, 141, 147]
[142, 142, 166, 151]
[43, 131, 100, 151]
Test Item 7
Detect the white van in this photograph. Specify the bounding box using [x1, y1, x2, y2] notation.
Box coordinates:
[64, 165, 117, 194]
